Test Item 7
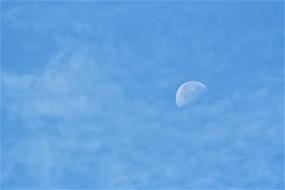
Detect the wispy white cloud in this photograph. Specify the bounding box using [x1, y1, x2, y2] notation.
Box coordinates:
[2, 44, 283, 188]
[1, 2, 283, 189]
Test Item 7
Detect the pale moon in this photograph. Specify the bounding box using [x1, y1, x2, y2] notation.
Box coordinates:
[176, 81, 207, 107]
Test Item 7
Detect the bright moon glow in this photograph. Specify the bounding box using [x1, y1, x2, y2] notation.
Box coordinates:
[176, 81, 207, 107]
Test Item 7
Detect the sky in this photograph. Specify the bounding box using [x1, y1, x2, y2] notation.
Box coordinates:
[1, 1, 284, 189]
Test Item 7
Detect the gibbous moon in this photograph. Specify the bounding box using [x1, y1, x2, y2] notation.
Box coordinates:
[176, 81, 207, 107]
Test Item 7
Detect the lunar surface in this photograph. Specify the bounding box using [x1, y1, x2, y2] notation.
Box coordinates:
[176, 81, 207, 107]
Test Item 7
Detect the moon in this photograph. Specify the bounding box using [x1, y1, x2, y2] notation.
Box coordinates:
[176, 81, 207, 107]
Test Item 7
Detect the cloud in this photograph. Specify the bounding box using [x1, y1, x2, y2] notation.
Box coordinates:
[1, 2, 283, 189]
[2, 45, 283, 188]
[2, 45, 168, 188]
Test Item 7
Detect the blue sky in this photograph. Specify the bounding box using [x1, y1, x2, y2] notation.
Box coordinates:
[1, 1, 284, 189]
